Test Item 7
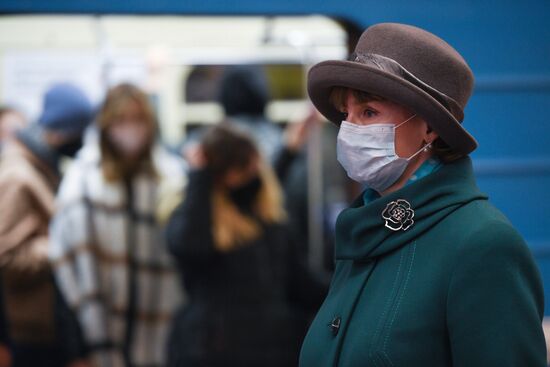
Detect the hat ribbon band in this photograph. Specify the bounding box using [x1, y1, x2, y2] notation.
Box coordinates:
[350, 52, 464, 121]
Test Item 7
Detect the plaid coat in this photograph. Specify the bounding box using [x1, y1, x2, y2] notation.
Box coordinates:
[49, 143, 186, 367]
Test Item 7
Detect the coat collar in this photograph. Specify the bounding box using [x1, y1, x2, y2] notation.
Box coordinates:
[4, 138, 60, 190]
[335, 156, 488, 261]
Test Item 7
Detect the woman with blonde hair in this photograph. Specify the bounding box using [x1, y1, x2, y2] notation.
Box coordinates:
[49, 83, 185, 367]
[166, 124, 325, 367]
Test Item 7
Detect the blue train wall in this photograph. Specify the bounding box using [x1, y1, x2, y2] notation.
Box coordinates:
[2, 0, 550, 312]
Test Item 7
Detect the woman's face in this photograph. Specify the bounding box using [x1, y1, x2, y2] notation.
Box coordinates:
[340, 90, 436, 158]
[222, 156, 260, 189]
[107, 99, 151, 159]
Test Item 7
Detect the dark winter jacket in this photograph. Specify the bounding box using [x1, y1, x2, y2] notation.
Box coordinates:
[166, 169, 326, 367]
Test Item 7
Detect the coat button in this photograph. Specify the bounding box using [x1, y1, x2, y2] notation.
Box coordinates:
[329, 317, 341, 336]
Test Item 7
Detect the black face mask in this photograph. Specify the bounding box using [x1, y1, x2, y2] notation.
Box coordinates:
[229, 176, 262, 211]
[56, 137, 83, 158]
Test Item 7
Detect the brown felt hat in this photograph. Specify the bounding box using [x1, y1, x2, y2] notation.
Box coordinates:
[308, 23, 478, 155]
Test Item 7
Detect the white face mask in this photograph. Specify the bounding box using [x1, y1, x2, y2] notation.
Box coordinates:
[108, 124, 149, 157]
[336, 114, 430, 193]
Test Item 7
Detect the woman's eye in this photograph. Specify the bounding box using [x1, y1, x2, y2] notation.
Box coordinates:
[363, 109, 376, 118]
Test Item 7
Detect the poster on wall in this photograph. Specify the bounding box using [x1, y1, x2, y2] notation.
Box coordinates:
[1, 50, 104, 120]
[2, 50, 149, 120]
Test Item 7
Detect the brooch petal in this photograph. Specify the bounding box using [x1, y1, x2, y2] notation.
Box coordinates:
[382, 199, 415, 231]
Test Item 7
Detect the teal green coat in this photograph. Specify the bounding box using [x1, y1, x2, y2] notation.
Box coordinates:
[300, 157, 546, 366]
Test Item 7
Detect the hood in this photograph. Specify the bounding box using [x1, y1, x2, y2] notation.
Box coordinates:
[218, 65, 269, 117]
[16, 125, 60, 175]
[335, 156, 488, 261]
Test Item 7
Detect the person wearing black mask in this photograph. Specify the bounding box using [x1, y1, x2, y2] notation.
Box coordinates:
[166, 125, 327, 367]
[0, 82, 93, 367]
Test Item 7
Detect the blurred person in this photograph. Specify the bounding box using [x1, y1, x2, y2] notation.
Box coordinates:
[183, 65, 283, 164]
[0, 107, 26, 153]
[166, 125, 326, 367]
[218, 65, 282, 161]
[191, 64, 311, 167]
[218, 64, 333, 266]
[299, 23, 547, 366]
[0, 83, 94, 367]
[49, 83, 185, 367]
[272, 108, 330, 261]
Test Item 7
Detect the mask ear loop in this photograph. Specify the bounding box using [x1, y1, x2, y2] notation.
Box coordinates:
[394, 114, 417, 129]
[394, 114, 432, 160]
[406, 141, 432, 161]
[407, 143, 432, 161]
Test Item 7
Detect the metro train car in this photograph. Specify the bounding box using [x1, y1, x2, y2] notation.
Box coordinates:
[1, 0, 549, 314]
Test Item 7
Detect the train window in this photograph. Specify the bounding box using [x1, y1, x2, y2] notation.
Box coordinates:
[0, 15, 347, 145]
[183, 63, 306, 128]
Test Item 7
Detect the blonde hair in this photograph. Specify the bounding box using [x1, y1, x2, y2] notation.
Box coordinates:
[201, 125, 286, 252]
[97, 83, 157, 182]
[212, 163, 286, 252]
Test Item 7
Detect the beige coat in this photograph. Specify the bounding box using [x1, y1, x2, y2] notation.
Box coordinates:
[0, 139, 59, 343]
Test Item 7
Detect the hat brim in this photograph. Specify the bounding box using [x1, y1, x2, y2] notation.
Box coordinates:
[307, 60, 477, 155]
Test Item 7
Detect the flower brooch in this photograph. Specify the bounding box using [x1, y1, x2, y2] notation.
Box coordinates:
[382, 199, 415, 231]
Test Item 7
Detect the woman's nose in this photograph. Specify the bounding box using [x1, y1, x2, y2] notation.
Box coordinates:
[345, 109, 357, 122]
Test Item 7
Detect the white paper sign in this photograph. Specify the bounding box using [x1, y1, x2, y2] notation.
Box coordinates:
[1, 50, 103, 120]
